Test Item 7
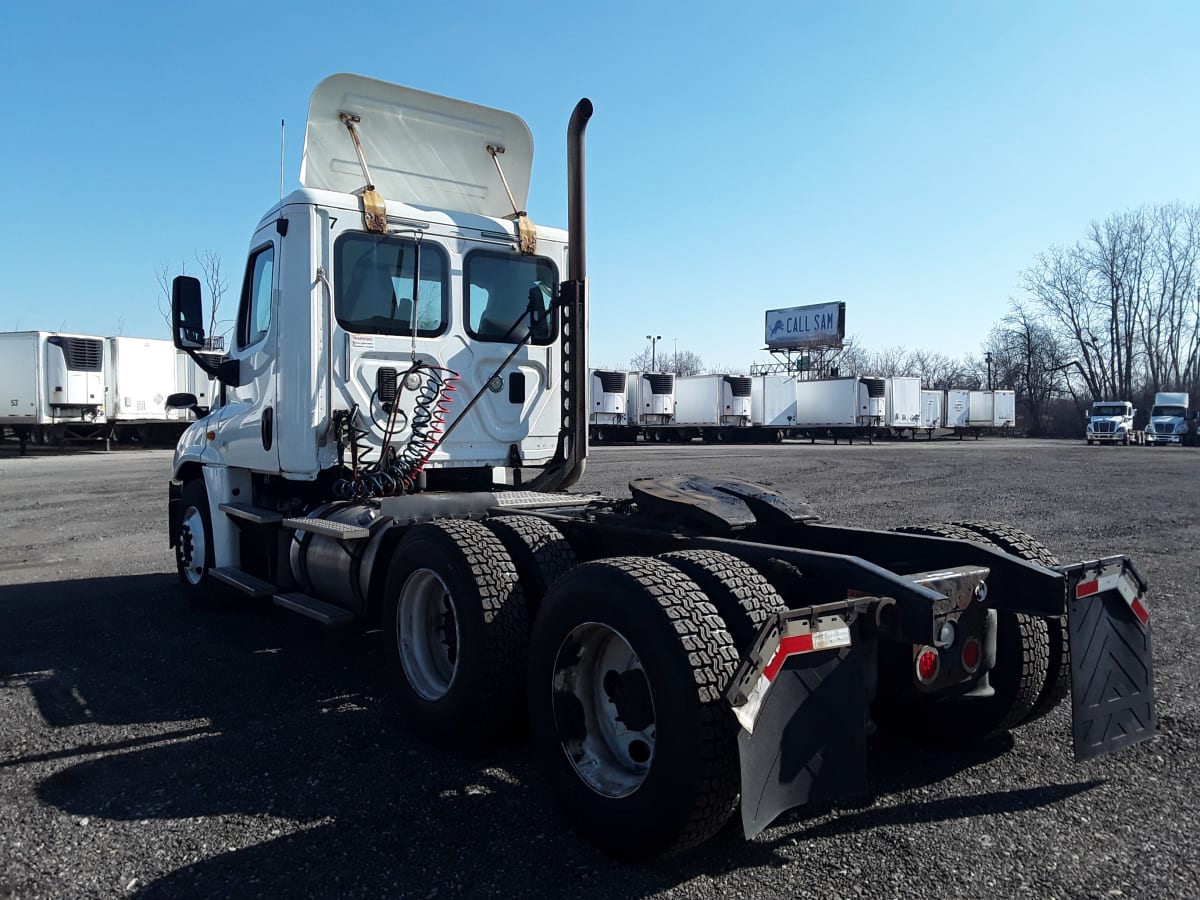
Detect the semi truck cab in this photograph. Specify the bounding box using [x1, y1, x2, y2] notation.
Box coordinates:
[1145, 391, 1190, 445]
[1086, 400, 1138, 445]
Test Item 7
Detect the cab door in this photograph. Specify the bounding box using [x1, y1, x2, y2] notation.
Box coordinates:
[215, 237, 279, 473]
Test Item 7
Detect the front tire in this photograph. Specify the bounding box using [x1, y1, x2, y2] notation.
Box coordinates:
[175, 479, 219, 607]
[528, 557, 740, 859]
[382, 519, 528, 744]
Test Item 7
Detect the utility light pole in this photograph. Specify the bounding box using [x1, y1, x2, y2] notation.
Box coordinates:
[646, 334, 662, 371]
[985, 351, 993, 391]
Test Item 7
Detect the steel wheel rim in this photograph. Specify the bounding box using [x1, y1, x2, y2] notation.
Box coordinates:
[178, 505, 207, 586]
[397, 568, 460, 701]
[552, 622, 656, 798]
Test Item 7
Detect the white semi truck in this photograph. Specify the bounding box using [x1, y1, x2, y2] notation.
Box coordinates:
[1086, 400, 1141, 446]
[165, 74, 1156, 860]
[1145, 392, 1190, 445]
[0, 331, 108, 451]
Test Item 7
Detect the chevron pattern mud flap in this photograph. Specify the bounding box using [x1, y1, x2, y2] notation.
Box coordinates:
[1067, 559, 1156, 762]
[729, 613, 868, 839]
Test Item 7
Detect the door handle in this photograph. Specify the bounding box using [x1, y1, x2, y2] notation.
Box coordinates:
[261, 407, 274, 451]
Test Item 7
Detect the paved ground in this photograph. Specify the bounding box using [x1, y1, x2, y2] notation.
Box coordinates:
[0, 439, 1197, 899]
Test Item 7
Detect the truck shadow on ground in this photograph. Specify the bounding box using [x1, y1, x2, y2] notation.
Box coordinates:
[1, 575, 1103, 899]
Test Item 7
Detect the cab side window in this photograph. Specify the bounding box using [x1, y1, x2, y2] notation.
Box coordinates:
[237, 245, 275, 349]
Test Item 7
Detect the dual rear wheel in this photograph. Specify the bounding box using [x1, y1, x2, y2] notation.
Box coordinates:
[380, 519, 784, 858]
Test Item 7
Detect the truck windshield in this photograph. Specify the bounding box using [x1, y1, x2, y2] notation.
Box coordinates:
[465, 250, 557, 345]
[1151, 406, 1186, 418]
[334, 233, 448, 337]
[1092, 406, 1126, 417]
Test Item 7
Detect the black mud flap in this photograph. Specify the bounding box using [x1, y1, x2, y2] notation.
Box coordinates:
[1066, 557, 1156, 762]
[728, 611, 868, 838]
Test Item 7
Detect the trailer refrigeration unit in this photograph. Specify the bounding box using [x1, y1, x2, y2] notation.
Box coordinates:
[587, 368, 634, 442]
[883, 375, 922, 437]
[625, 371, 675, 441]
[792, 376, 885, 443]
[670, 374, 753, 442]
[164, 74, 1157, 862]
[919, 389, 944, 437]
[0, 331, 108, 452]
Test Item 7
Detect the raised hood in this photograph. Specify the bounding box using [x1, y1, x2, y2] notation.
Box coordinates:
[300, 73, 534, 218]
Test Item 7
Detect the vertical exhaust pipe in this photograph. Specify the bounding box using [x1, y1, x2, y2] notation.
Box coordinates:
[567, 99, 593, 282]
[531, 98, 592, 492]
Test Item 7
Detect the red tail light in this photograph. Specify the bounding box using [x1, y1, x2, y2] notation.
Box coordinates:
[961, 637, 982, 673]
[915, 647, 940, 684]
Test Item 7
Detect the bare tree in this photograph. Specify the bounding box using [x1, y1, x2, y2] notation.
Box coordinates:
[196, 250, 229, 344]
[630, 343, 703, 375]
[983, 304, 1072, 435]
[155, 260, 187, 330]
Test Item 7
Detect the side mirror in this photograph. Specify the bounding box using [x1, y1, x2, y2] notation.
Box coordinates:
[165, 392, 198, 410]
[172, 276, 206, 350]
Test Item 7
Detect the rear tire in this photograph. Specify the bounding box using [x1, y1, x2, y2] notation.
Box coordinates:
[951, 521, 1068, 723]
[890, 524, 1050, 743]
[483, 514, 577, 619]
[382, 519, 528, 744]
[657, 549, 786, 652]
[528, 557, 740, 859]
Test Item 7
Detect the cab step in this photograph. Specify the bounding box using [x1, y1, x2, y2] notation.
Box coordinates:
[219, 503, 284, 525]
[210, 567, 277, 598]
[273, 592, 354, 626]
[281, 517, 370, 541]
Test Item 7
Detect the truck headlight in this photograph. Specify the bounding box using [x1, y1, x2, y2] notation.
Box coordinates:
[1177, 423, 1189, 434]
[1146, 425, 1156, 433]
[1116, 426, 1126, 433]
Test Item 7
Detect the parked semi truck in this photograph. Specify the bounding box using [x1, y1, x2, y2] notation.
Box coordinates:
[1086, 400, 1141, 446]
[166, 75, 1155, 860]
[1145, 392, 1190, 445]
[0, 331, 108, 451]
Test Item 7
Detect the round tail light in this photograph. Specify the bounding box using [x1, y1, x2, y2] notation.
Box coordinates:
[961, 637, 982, 673]
[915, 647, 940, 684]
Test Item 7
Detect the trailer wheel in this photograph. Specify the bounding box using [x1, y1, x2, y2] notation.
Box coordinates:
[890, 524, 1050, 743]
[658, 549, 786, 652]
[528, 557, 740, 859]
[382, 519, 528, 744]
[950, 521, 1068, 724]
[483, 515, 577, 619]
[175, 479, 220, 607]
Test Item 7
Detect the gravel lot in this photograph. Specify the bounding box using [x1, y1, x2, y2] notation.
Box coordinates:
[1, 439, 1197, 899]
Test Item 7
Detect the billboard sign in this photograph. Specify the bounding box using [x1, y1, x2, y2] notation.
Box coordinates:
[764, 302, 846, 349]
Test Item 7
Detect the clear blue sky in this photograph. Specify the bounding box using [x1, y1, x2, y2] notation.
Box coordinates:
[2, 1, 1198, 372]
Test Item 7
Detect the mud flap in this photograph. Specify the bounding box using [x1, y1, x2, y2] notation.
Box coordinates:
[1067, 558, 1156, 762]
[728, 611, 868, 838]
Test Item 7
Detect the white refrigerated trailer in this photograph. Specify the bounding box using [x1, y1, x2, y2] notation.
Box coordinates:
[919, 389, 944, 437]
[106, 337, 200, 443]
[588, 368, 635, 441]
[883, 376, 922, 437]
[792, 376, 885, 443]
[993, 390, 1016, 428]
[750, 374, 797, 441]
[625, 371, 676, 440]
[0, 331, 109, 452]
[667, 374, 753, 442]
